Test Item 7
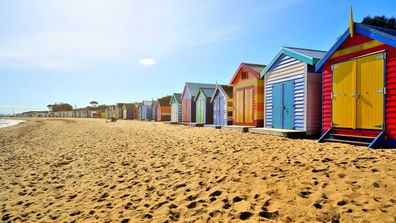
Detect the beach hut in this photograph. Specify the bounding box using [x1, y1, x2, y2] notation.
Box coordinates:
[230, 63, 266, 126]
[194, 87, 216, 124]
[151, 101, 158, 121]
[182, 82, 217, 123]
[140, 101, 152, 120]
[137, 103, 143, 120]
[105, 106, 114, 119]
[114, 103, 125, 119]
[170, 93, 182, 123]
[133, 104, 139, 120]
[315, 22, 396, 148]
[122, 103, 135, 120]
[157, 96, 172, 121]
[260, 47, 326, 135]
[211, 85, 233, 126]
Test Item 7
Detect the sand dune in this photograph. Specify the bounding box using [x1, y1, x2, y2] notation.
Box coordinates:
[0, 118, 395, 222]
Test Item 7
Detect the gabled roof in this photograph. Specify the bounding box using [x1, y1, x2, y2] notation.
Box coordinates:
[123, 103, 135, 109]
[260, 46, 326, 77]
[194, 87, 216, 101]
[170, 93, 182, 105]
[157, 95, 172, 106]
[244, 63, 266, 73]
[182, 82, 217, 97]
[229, 63, 266, 85]
[316, 23, 396, 71]
[142, 101, 152, 106]
[116, 103, 126, 108]
[210, 84, 233, 103]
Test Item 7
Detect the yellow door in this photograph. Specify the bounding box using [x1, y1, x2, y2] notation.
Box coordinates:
[332, 59, 356, 128]
[356, 53, 384, 130]
[236, 90, 244, 123]
[244, 88, 254, 123]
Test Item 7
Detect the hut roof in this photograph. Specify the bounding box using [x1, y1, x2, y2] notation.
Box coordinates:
[116, 103, 126, 108]
[260, 46, 326, 77]
[123, 103, 135, 109]
[142, 101, 152, 106]
[170, 93, 182, 104]
[221, 85, 233, 98]
[210, 85, 233, 103]
[194, 87, 216, 101]
[158, 96, 172, 106]
[243, 63, 266, 73]
[229, 63, 266, 85]
[183, 82, 217, 97]
[316, 22, 396, 71]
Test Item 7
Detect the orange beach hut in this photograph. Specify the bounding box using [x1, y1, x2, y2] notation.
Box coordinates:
[229, 63, 266, 126]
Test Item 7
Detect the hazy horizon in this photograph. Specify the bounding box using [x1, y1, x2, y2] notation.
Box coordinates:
[1, 0, 396, 114]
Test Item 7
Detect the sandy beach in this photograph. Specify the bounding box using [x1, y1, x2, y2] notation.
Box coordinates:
[0, 118, 395, 222]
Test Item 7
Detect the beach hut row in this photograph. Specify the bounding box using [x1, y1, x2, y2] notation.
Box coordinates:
[52, 22, 396, 148]
[164, 22, 396, 148]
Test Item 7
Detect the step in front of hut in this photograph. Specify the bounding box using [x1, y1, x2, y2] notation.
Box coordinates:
[249, 128, 306, 138]
[222, 126, 252, 133]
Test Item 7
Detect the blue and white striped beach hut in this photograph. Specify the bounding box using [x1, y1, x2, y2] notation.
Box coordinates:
[261, 47, 325, 136]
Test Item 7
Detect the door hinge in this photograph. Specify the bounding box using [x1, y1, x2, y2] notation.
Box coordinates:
[375, 87, 386, 94]
[331, 93, 338, 98]
[374, 123, 385, 129]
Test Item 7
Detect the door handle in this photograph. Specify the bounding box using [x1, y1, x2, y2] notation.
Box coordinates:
[351, 94, 359, 97]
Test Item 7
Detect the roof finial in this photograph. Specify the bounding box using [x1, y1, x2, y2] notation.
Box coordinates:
[350, 5, 354, 38]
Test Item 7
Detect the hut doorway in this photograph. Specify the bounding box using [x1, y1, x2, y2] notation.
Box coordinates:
[235, 88, 254, 124]
[214, 94, 225, 125]
[272, 81, 294, 129]
[332, 52, 384, 130]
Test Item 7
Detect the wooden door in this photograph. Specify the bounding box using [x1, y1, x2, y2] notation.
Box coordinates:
[197, 99, 204, 124]
[244, 88, 254, 124]
[356, 53, 384, 130]
[272, 84, 282, 128]
[219, 95, 225, 125]
[332, 59, 356, 128]
[182, 99, 189, 122]
[283, 81, 294, 129]
[213, 97, 219, 125]
[235, 90, 244, 123]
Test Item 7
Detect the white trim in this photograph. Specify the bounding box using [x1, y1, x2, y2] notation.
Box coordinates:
[303, 63, 308, 132]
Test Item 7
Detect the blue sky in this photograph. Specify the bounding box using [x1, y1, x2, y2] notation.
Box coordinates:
[1, 0, 395, 114]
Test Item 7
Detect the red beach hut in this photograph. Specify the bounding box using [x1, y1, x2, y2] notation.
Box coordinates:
[316, 21, 396, 148]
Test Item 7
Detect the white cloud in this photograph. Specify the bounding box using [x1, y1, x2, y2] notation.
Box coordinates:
[138, 58, 157, 67]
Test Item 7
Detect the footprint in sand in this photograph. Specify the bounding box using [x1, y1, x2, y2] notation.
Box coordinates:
[143, 213, 153, 219]
[313, 202, 322, 209]
[337, 200, 348, 206]
[298, 191, 312, 198]
[234, 196, 245, 203]
[259, 210, 278, 219]
[239, 212, 253, 220]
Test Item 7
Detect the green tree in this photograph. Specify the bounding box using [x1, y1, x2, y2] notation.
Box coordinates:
[47, 103, 73, 112]
[362, 15, 396, 30]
